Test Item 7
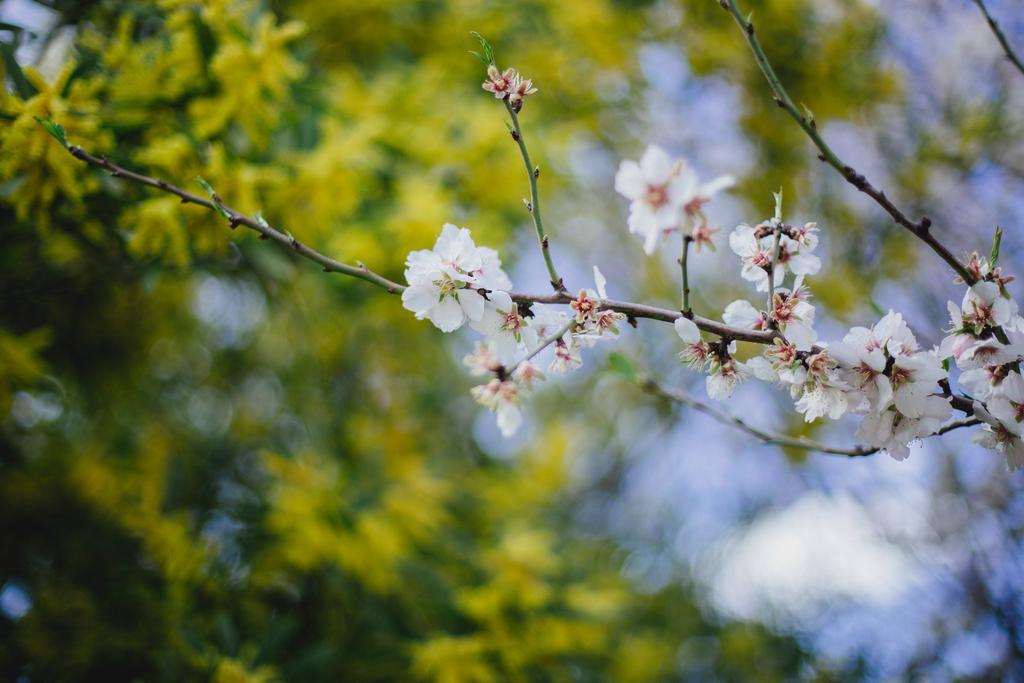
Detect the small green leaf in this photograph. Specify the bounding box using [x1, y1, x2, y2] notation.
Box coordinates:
[33, 116, 68, 148]
[196, 176, 232, 219]
[772, 189, 783, 222]
[468, 50, 488, 66]
[607, 352, 638, 381]
[469, 31, 495, 66]
[941, 357, 950, 372]
[801, 102, 815, 124]
[195, 175, 215, 195]
[254, 211, 270, 228]
[990, 225, 1002, 267]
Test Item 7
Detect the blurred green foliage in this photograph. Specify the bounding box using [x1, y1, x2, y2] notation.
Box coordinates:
[0, 0, 920, 679]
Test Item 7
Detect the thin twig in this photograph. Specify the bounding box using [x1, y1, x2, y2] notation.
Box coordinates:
[515, 319, 575, 369]
[505, 101, 566, 292]
[642, 376, 981, 458]
[512, 291, 782, 344]
[67, 146, 406, 294]
[972, 0, 1024, 79]
[680, 235, 693, 314]
[719, 0, 976, 285]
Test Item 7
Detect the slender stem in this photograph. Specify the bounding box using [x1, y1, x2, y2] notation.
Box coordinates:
[973, 0, 1024, 79]
[515, 319, 575, 369]
[504, 100, 566, 292]
[680, 235, 693, 313]
[643, 376, 981, 459]
[719, 0, 976, 285]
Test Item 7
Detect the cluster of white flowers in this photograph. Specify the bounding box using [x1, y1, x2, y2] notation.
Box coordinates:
[828, 312, 950, 459]
[402, 114, 1022, 469]
[666, 191, 989, 463]
[728, 218, 820, 292]
[939, 254, 1024, 469]
[681, 196, 828, 413]
[614, 145, 734, 255]
[403, 224, 625, 436]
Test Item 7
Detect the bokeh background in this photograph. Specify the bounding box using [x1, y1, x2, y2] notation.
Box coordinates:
[2, 0, 1024, 680]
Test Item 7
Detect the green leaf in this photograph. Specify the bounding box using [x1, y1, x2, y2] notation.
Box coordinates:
[990, 225, 1002, 267]
[941, 357, 950, 372]
[469, 31, 495, 66]
[607, 352, 638, 381]
[33, 117, 68, 148]
[195, 176, 232, 219]
[195, 175, 216, 195]
[772, 189, 783, 222]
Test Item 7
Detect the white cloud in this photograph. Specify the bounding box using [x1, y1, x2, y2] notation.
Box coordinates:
[701, 492, 921, 625]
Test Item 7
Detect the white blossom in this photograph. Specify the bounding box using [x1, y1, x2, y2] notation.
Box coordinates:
[507, 73, 538, 112]
[514, 360, 546, 388]
[973, 397, 1024, 472]
[471, 378, 522, 437]
[464, 341, 501, 376]
[674, 317, 712, 370]
[856, 396, 951, 460]
[986, 371, 1024, 438]
[676, 165, 735, 224]
[728, 220, 821, 293]
[722, 299, 767, 332]
[706, 355, 750, 401]
[402, 224, 494, 332]
[729, 223, 782, 292]
[571, 266, 625, 345]
[615, 147, 731, 255]
[769, 278, 817, 351]
[470, 291, 537, 365]
[888, 352, 947, 419]
[482, 66, 517, 99]
[614, 146, 686, 255]
[960, 364, 1013, 401]
[550, 338, 582, 374]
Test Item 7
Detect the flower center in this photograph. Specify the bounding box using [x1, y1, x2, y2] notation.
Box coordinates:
[501, 309, 523, 333]
[645, 184, 669, 208]
[889, 365, 912, 389]
[435, 273, 460, 297]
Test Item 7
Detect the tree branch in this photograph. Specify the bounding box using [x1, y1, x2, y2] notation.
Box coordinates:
[642, 376, 981, 458]
[67, 145, 406, 294]
[60, 140, 986, 428]
[62, 141, 785, 345]
[973, 0, 1024, 80]
[719, 0, 976, 285]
